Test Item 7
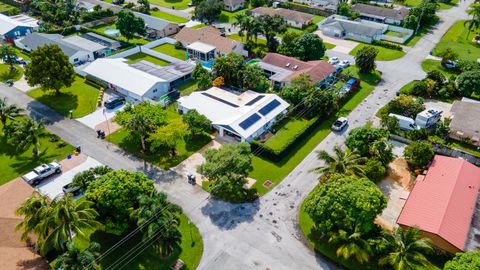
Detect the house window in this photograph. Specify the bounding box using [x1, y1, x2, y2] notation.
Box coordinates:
[73, 58, 79, 62]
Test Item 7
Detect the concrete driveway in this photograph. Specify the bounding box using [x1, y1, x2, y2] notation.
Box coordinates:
[315, 31, 359, 54]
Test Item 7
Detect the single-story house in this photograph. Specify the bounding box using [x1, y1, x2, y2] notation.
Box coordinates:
[318, 15, 385, 43]
[83, 58, 194, 101]
[134, 12, 180, 38]
[249, 7, 314, 29]
[258, 53, 336, 88]
[178, 87, 290, 142]
[223, 0, 245, 11]
[293, 0, 337, 12]
[0, 13, 38, 42]
[76, 0, 97, 12]
[397, 155, 480, 253]
[449, 100, 480, 146]
[175, 26, 247, 63]
[81, 32, 122, 50]
[351, 3, 410, 25]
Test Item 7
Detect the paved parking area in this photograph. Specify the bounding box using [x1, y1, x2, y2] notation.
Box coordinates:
[315, 31, 359, 54]
[76, 91, 126, 129]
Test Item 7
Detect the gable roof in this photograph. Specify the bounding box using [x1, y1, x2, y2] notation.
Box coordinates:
[133, 11, 177, 30]
[260, 53, 335, 83]
[19, 33, 88, 57]
[0, 13, 34, 35]
[322, 16, 384, 37]
[250, 7, 314, 24]
[449, 101, 480, 142]
[397, 155, 480, 251]
[175, 26, 241, 54]
[63, 35, 107, 52]
[224, 0, 245, 6]
[351, 3, 409, 21]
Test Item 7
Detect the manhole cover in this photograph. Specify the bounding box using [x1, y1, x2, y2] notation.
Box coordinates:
[263, 180, 273, 188]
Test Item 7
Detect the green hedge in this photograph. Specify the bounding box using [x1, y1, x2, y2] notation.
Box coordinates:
[304, 24, 318, 33]
[372, 40, 403, 51]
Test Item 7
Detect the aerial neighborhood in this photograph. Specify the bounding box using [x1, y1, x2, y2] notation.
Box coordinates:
[0, 0, 480, 269]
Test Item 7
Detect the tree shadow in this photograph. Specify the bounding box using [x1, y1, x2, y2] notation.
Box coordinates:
[200, 198, 260, 230]
[9, 147, 58, 174]
[30, 91, 79, 118]
[26, 99, 67, 125]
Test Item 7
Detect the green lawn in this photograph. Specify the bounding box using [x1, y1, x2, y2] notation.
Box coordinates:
[152, 43, 186, 60]
[0, 2, 18, 14]
[191, 23, 206, 29]
[349, 43, 405, 61]
[421, 59, 456, 77]
[228, 33, 267, 45]
[263, 117, 313, 150]
[450, 140, 480, 157]
[404, 24, 431, 47]
[107, 106, 212, 169]
[176, 80, 198, 96]
[219, 8, 248, 23]
[75, 213, 203, 270]
[250, 67, 381, 194]
[0, 120, 74, 185]
[149, 0, 191, 9]
[91, 23, 149, 45]
[0, 64, 23, 82]
[403, 0, 458, 9]
[150, 10, 189, 23]
[324, 42, 336, 50]
[312, 15, 325, 24]
[433, 20, 480, 60]
[28, 77, 100, 118]
[398, 80, 418, 95]
[125, 52, 171, 66]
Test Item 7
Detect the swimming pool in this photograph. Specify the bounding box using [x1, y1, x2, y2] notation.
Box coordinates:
[104, 29, 120, 37]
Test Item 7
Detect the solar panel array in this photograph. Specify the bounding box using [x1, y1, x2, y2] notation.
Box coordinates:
[239, 113, 261, 130]
[201, 92, 239, 108]
[245, 95, 265, 106]
[259, 99, 281, 116]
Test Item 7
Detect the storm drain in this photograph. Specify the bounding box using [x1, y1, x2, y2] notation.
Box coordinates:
[263, 180, 273, 188]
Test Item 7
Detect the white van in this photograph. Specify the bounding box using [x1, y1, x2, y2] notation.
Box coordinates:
[415, 109, 442, 129]
[389, 113, 420, 131]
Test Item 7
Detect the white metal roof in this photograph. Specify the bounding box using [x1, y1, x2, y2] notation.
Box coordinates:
[0, 13, 33, 35]
[63, 35, 107, 53]
[178, 87, 289, 140]
[186, 41, 216, 54]
[83, 58, 165, 97]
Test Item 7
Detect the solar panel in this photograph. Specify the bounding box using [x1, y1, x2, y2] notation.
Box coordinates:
[239, 113, 261, 130]
[259, 99, 281, 116]
[245, 95, 265, 106]
[201, 92, 239, 108]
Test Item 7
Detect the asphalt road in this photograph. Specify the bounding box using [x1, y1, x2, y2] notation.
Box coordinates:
[0, 1, 472, 269]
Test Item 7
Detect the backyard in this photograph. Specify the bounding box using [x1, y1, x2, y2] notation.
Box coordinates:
[421, 59, 456, 76]
[432, 20, 480, 60]
[125, 52, 171, 66]
[152, 43, 186, 60]
[402, 0, 458, 9]
[176, 80, 198, 96]
[0, 2, 18, 14]
[90, 23, 149, 45]
[149, 0, 191, 9]
[0, 64, 23, 82]
[28, 76, 100, 118]
[249, 67, 381, 194]
[349, 43, 405, 61]
[150, 10, 189, 23]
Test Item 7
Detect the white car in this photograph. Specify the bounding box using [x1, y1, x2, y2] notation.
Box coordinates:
[328, 57, 339, 65]
[338, 60, 350, 68]
[22, 162, 62, 186]
[331, 117, 348, 131]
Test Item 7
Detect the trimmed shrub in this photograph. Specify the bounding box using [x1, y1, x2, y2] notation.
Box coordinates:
[372, 40, 403, 51]
[364, 158, 386, 183]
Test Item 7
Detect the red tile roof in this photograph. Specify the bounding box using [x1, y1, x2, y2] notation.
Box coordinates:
[397, 155, 480, 251]
[250, 7, 314, 24]
[175, 26, 241, 54]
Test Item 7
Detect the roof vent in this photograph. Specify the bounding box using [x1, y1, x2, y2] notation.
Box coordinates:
[285, 63, 290, 67]
[293, 65, 298, 70]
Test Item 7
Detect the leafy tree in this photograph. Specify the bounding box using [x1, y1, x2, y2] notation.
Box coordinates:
[137, 0, 150, 13]
[15, 192, 51, 247]
[294, 33, 326, 61]
[116, 10, 146, 41]
[242, 64, 266, 90]
[115, 101, 167, 127]
[384, 95, 425, 119]
[148, 118, 188, 156]
[85, 170, 154, 234]
[439, 48, 458, 66]
[10, 118, 44, 157]
[444, 250, 480, 270]
[126, 114, 152, 153]
[411, 80, 427, 96]
[435, 118, 451, 139]
[0, 97, 23, 131]
[250, 0, 267, 7]
[198, 142, 252, 180]
[30, 0, 77, 25]
[403, 15, 419, 30]
[25, 44, 75, 95]
[457, 70, 480, 97]
[0, 45, 18, 71]
[355, 46, 378, 73]
[304, 88, 338, 118]
[192, 63, 212, 90]
[55, 242, 101, 270]
[280, 85, 307, 106]
[212, 53, 244, 87]
[426, 70, 446, 89]
[233, 13, 256, 43]
[131, 192, 182, 257]
[345, 126, 386, 157]
[381, 114, 400, 134]
[379, 227, 434, 270]
[369, 139, 394, 167]
[409, 0, 439, 29]
[210, 173, 256, 202]
[257, 14, 287, 52]
[404, 141, 434, 169]
[328, 229, 372, 264]
[304, 176, 386, 234]
[465, 6, 480, 38]
[313, 145, 366, 178]
[277, 30, 301, 56]
[70, 166, 112, 191]
[456, 59, 480, 73]
[182, 109, 211, 136]
[194, 0, 223, 24]
[364, 158, 386, 183]
[212, 76, 225, 87]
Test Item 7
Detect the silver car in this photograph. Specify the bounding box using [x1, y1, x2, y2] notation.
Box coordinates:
[331, 117, 348, 131]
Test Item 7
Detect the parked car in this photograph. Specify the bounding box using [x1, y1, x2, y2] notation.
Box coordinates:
[332, 117, 348, 131]
[113, 0, 125, 4]
[389, 113, 420, 131]
[415, 109, 442, 129]
[104, 97, 125, 109]
[22, 162, 62, 186]
[342, 78, 360, 93]
[328, 57, 339, 65]
[338, 60, 350, 68]
[443, 60, 457, 69]
[62, 182, 82, 196]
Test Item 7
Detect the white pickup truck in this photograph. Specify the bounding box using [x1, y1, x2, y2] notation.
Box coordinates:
[22, 162, 62, 186]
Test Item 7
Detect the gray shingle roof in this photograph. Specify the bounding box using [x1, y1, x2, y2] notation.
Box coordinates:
[19, 33, 85, 57]
[351, 4, 410, 21]
[133, 12, 176, 31]
[324, 18, 383, 37]
[450, 101, 480, 141]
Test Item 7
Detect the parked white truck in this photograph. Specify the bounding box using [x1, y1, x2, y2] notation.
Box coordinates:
[389, 113, 420, 131]
[415, 109, 442, 129]
[22, 162, 62, 186]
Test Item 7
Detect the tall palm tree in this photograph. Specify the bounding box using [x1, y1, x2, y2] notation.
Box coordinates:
[466, 5, 480, 38]
[126, 114, 151, 153]
[131, 192, 182, 257]
[11, 118, 44, 157]
[55, 242, 101, 270]
[15, 192, 52, 246]
[233, 13, 253, 42]
[379, 227, 435, 270]
[41, 195, 101, 255]
[0, 97, 23, 130]
[328, 229, 372, 264]
[312, 145, 366, 178]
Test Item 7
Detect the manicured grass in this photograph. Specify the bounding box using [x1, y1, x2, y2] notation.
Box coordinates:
[152, 43, 186, 60]
[250, 67, 381, 194]
[0, 120, 74, 185]
[125, 52, 171, 66]
[403, 0, 458, 9]
[312, 15, 325, 24]
[0, 64, 23, 82]
[219, 8, 247, 23]
[176, 80, 198, 96]
[150, 10, 189, 23]
[324, 42, 336, 50]
[228, 33, 267, 45]
[264, 117, 313, 150]
[398, 80, 418, 95]
[421, 59, 456, 77]
[0, 2, 17, 13]
[349, 43, 405, 61]
[149, 0, 191, 10]
[450, 140, 480, 157]
[107, 106, 212, 169]
[75, 213, 203, 270]
[91, 23, 149, 45]
[191, 23, 206, 29]
[433, 20, 480, 60]
[28, 77, 100, 118]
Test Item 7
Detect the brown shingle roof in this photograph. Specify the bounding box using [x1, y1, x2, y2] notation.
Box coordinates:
[224, 0, 245, 6]
[250, 7, 314, 24]
[351, 3, 409, 21]
[449, 101, 480, 141]
[175, 26, 241, 54]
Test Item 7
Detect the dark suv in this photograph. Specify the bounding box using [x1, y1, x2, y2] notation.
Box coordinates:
[104, 97, 125, 109]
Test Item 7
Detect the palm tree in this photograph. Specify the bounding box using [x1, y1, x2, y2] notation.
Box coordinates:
[126, 114, 151, 153]
[15, 192, 52, 246]
[379, 227, 435, 270]
[328, 229, 372, 264]
[312, 145, 366, 178]
[41, 195, 101, 255]
[233, 13, 253, 42]
[55, 242, 101, 270]
[0, 45, 18, 72]
[0, 97, 23, 131]
[466, 5, 480, 39]
[131, 192, 182, 257]
[11, 118, 44, 157]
